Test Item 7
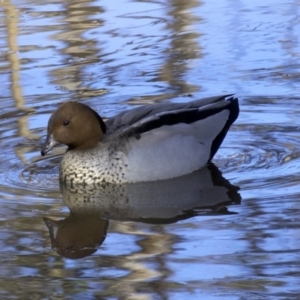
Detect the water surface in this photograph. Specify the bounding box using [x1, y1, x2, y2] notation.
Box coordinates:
[0, 0, 300, 299]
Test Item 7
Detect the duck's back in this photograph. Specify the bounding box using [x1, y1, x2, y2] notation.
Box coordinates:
[106, 95, 233, 130]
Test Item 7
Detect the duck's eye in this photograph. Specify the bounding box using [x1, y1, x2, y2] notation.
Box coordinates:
[63, 120, 70, 126]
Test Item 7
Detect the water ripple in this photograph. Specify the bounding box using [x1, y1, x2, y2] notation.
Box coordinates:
[0, 137, 61, 199]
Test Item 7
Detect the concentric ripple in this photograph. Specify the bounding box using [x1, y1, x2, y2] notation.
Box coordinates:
[215, 118, 300, 198]
[0, 137, 62, 199]
[216, 139, 293, 171]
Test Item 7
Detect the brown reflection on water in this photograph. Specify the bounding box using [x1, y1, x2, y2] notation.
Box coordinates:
[160, 0, 202, 94]
[50, 0, 107, 98]
[3, 0, 24, 109]
[44, 214, 108, 259]
[48, 0, 204, 105]
[1, 1, 37, 167]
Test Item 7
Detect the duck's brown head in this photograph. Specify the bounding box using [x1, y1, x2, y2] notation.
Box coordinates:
[41, 101, 106, 156]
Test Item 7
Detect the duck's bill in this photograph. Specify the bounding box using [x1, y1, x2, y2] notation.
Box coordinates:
[41, 134, 58, 156]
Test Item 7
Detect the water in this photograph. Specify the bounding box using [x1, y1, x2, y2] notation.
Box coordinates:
[0, 0, 300, 299]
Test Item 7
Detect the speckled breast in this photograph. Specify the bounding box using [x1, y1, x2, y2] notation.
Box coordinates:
[59, 144, 128, 186]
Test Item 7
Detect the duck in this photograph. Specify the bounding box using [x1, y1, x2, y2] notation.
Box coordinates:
[41, 95, 239, 184]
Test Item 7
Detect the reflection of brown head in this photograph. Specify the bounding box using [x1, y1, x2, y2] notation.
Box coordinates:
[44, 213, 109, 259]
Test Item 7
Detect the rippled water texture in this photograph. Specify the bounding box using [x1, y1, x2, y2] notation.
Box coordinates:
[1, 0, 300, 299]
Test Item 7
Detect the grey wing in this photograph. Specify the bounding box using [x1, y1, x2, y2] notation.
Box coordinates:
[119, 96, 239, 161]
[105, 94, 234, 134]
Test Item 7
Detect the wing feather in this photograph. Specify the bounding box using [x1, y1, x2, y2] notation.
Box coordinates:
[105, 94, 234, 134]
[120, 96, 238, 142]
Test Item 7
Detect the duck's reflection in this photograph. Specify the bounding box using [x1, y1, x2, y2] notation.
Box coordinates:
[44, 213, 108, 259]
[44, 164, 241, 259]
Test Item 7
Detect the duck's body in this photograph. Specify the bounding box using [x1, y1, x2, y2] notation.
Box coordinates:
[41, 95, 239, 184]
